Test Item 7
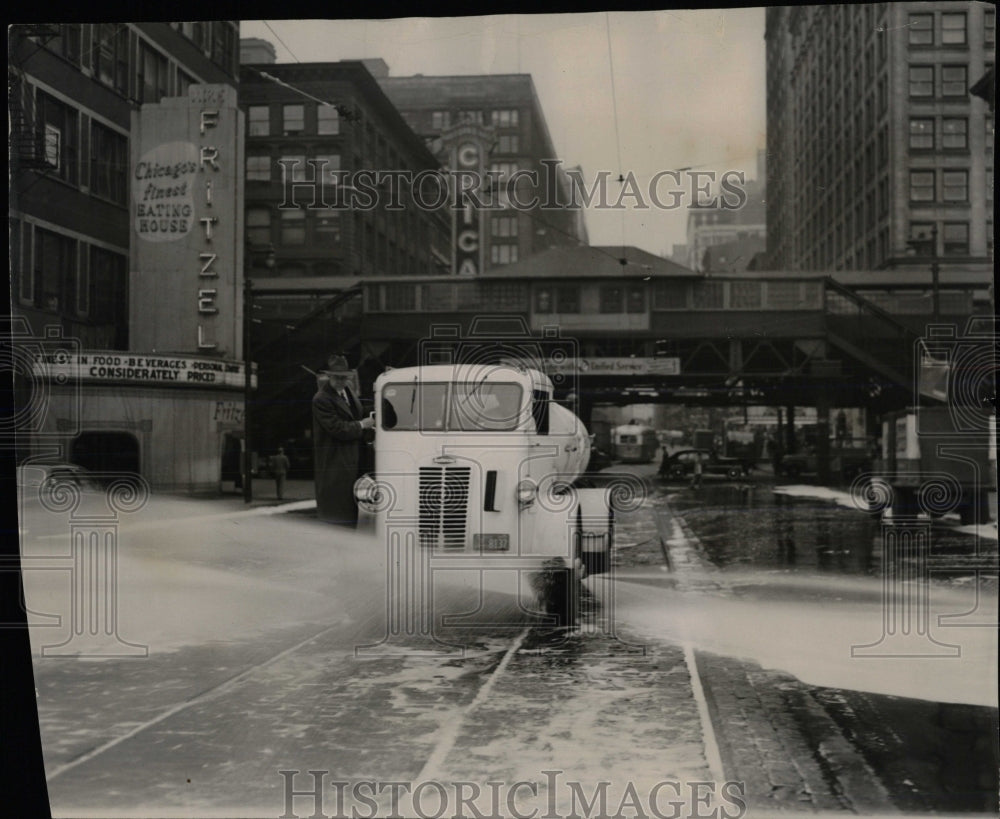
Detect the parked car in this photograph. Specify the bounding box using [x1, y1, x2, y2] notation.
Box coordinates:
[778, 440, 873, 480]
[658, 449, 748, 480]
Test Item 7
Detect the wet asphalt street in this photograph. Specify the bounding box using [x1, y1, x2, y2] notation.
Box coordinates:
[17, 468, 999, 817]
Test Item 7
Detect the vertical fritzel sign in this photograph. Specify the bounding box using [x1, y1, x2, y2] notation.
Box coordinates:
[130, 85, 245, 357]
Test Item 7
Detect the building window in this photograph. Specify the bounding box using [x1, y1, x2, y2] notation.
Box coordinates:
[908, 13, 933, 45]
[490, 162, 519, 181]
[431, 110, 451, 130]
[138, 43, 169, 104]
[313, 154, 340, 183]
[653, 281, 688, 309]
[942, 222, 969, 255]
[693, 281, 725, 309]
[246, 208, 271, 245]
[941, 12, 967, 45]
[246, 154, 271, 182]
[909, 222, 936, 255]
[556, 285, 580, 313]
[489, 244, 518, 265]
[497, 134, 519, 154]
[491, 109, 519, 128]
[248, 106, 269, 136]
[909, 170, 935, 202]
[90, 246, 127, 334]
[457, 110, 483, 124]
[535, 288, 553, 314]
[908, 65, 933, 97]
[384, 283, 416, 311]
[987, 9, 996, 46]
[942, 118, 968, 149]
[941, 65, 968, 97]
[278, 155, 307, 182]
[909, 118, 934, 149]
[177, 68, 196, 97]
[626, 285, 646, 314]
[730, 280, 762, 309]
[317, 105, 339, 135]
[48, 24, 83, 65]
[33, 228, 77, 313]
[36, 91, 78, 184]
[315, 211, 341, 245]
[491, 215, 518, 237]
[283, 104, 304, 135]
[90, 122, 127, 204]
[93, 23, 129, 94]
[280, 210, 305, 245]
[988, 170, 994, 202]
[942, 170, 968, 202]
[600, 285, 624, 313]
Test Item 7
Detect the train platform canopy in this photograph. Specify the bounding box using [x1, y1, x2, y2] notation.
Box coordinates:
[484, 245, 701, 279]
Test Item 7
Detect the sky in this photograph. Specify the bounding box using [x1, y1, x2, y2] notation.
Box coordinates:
[241, 11, 767, 259]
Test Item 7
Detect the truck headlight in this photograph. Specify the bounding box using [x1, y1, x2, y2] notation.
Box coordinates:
[353, 474, 381, 509]
[516, 478, 538, 506]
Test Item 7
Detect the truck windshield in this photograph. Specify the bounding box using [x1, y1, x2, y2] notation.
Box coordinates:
[381, 381, 523, 431]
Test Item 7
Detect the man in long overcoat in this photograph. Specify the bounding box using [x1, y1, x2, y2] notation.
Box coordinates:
[312, 355, 375, 525]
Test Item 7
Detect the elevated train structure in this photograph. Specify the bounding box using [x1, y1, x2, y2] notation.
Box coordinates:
[248, 247, 994, 486]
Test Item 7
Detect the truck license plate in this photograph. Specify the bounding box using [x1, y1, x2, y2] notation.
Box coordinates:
[474, 534, 509, 552]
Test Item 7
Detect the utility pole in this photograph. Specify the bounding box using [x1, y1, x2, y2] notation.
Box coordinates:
[243, 275, 254, 504]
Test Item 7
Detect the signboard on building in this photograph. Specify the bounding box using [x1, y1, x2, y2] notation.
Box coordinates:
[440, 125, 492, 276]
[31, 351, 255, 390]
[541, 357, 682, 376]
[130, 84, 244, 357]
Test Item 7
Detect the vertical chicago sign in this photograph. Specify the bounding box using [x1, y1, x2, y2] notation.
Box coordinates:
[130, 84, 245, 357]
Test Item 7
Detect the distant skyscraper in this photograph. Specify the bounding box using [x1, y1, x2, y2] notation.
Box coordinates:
[764, 3, 994, 273]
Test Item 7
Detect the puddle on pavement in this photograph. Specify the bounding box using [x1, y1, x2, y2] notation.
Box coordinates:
[655, 483, 997, 579]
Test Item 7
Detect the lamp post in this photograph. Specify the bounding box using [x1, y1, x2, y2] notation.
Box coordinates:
[907, 225, 940, 322]
[243, 245, 275, 503]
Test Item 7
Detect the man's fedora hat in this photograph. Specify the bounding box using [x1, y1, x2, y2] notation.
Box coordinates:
[322, 354, 351, 375]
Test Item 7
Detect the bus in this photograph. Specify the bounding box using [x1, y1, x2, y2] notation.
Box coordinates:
[611, 423, 659, 463]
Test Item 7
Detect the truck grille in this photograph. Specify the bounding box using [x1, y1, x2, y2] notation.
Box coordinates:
[419, 467, 471, 549]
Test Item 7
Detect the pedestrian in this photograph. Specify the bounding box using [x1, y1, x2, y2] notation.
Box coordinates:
[690, 452, 704, 489]
[312, 354, 376, 526]
[271, 447, 290, 500]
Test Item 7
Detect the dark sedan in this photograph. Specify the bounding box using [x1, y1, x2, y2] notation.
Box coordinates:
[658, 449, 750, 480]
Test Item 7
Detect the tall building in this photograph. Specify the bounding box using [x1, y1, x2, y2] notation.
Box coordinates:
[9, 24, 250, 490]
[238, 57, 451, 324]
[764, 3, 995, 273]
[684, 150, 767, 272]
[10, 23, 240, 350]
[378, 72, 589, 269]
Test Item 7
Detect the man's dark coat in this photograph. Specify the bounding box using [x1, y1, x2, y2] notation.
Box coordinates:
[312, 382, 365, 525]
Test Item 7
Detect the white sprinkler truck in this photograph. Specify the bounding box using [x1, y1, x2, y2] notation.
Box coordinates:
[353, 362, 617, 627]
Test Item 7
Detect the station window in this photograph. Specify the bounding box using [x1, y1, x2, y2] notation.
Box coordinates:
[600, 285, 624, 313]
[556, 285, 580, 314]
